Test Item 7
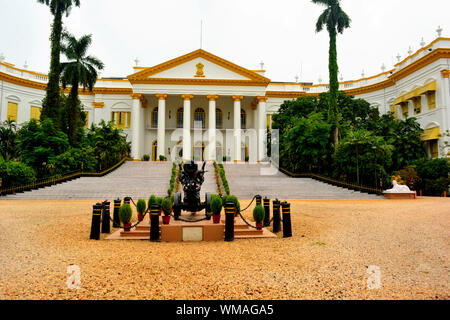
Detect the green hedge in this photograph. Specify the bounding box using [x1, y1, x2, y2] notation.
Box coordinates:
[0, 160, 37, 189]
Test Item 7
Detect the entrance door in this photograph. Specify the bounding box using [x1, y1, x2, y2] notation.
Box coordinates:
[152, 141, 158, 161]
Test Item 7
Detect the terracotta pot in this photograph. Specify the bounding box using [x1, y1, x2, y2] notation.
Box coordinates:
[256, 222, 263, 230]
[212, 214, 221, 224]
[162, 215, 171, 225]
[124, 223, 132, 232]
[137, 214, 144, 222]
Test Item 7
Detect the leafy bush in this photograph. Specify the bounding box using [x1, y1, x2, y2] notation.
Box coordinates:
[148, 195, 157, 209]
[156, 197, 163, 206]
[161, 198, 173, 216]
[413, 158, 450, 195]
[142, 154, 150, 161]
[396, 166, 419, 190]
[49, 147, 97, 174]
[210, 195, 223, 215]
[0, 159, 36, 188]
[253, 205, 265, 223]
[159, 155, 167, 161]
[136, 199, 146, 215]
[227, 195, 240, 212]
[119, 204, 132, 224]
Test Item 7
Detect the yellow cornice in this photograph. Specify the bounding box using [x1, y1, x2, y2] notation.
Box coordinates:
[345, 79, 395, 96]
[231, 95, 244, 102]
[181, 94, 194, 101]
[0, 71, 47, 91]
[92, 87, 133, 95]
[92, 102, 105, 108]
[206, 94, 219, 101]
[0, 61, 48, 78]
[127, 49, 271, 86]
[442, 69, 450, 78]
[131, 93, 143, 100]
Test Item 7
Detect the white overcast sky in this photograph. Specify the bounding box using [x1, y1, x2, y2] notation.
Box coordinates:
[1, 0, 449, 83]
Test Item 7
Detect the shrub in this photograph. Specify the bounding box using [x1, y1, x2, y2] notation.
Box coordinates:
[161, 198, 173, 216]
[119, 204, 132, 224]
[159, 155, 166, 161]
[155, 197, 163, 206]
[0, 159, 37, 188]
[142, 154, 150, 161]
[253, 205, 265, 223]
[210, 195, 223, 215]
[148, 195, 157, 209]
[227, 195, 240, 212]
[136, 199, 146, 215]
[397, 166, 419, 190]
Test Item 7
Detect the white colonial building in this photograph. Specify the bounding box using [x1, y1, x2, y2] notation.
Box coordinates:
[1, 37, 449, 161]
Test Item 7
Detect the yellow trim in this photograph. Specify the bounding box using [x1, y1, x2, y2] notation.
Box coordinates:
[427, 91, 436, 110]
[394, 37, 450, 67]
[152, 140, 158, 161]
[442, 70, 450, 78]
[181, 94, 194, 101]
[206, 94, 219, 101]
[127, 49, 270, 85]
[84, 112, 89, 129]
[422, 127, 440, 141]
[92, 102, 104, 108]
[256, 96, 268, 102]
[232, 95, 243, 102]
[131, 93, 143, 100]
[156, 93, 168, 100]
[394, 81, 437, 105]
[112, 111, 131, 129]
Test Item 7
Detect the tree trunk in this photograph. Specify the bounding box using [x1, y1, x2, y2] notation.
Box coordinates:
[68, 78, 79, 146]
[42, 7, 63, 129]
[328, 29, 339, 151]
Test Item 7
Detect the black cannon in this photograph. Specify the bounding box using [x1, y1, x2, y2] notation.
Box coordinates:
[173, 161, 211, 219]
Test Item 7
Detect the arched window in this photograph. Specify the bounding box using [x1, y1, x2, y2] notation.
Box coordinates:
[216, 108, 223, 129]
[194, 108, 206, 129]
[241, 109, 247, 129]
[151, 107, 158, 128]
[177, 108, 184, 128]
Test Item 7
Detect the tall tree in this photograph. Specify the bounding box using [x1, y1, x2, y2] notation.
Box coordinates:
[37, 0, 80, 129]
[60, 31, 104, 145]
[312, 0, 351, 151]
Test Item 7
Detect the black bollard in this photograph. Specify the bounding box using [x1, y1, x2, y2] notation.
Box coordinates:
[89, 203, 102, 240]
[150, 204, 161, 242]
[272, 199, 281, 233]
[263, 197, 271, 227]
[101, 201, 111, 234]
[255, 195, 262, 207]
[224, 201, 235, 242]
[281, 202, 292, 238]
[124, 197, 131, 205]
[113, 199, 121, 228]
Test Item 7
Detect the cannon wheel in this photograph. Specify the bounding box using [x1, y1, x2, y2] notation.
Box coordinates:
[205, 193, 211, 214]
[173, 192, 182, 220]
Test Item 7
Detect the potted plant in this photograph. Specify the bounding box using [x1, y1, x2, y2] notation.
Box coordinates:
[119, 203, 133, 231]
[161, 198, 173, 225]
[148, 195, 157, 210]
[142, 154, 150, 161]
[156, 197, 163, 215]
[253, 205, 265, 230]
[136, 199, 146, 221]
[211, 195, 223, 224]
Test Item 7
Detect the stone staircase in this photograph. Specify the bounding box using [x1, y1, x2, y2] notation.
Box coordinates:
[223, 163, 382, 200]
[2, 161, 173, 200]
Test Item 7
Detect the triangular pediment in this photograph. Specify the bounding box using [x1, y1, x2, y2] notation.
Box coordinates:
[128, 49, 270, 86]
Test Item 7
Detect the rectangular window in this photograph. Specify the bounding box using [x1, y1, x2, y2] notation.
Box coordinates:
[427, 92, 436, 110]
[30, 106, 41, 122]
[430, 140, 439, 159]
[413, 97, 422, 115]
[111, 111, 131, 129]
[216, 111, 222, 129]
[401, 103, 409, 119]
[84, 112, 89, 128]
[390, 105, 398, 120]
[7, 102, 18, 122]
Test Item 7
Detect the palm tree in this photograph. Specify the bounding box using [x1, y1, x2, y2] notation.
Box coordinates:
[60, 31, 104, 145]
[312, 0, 351, 151]
[38, 0, 80, 129]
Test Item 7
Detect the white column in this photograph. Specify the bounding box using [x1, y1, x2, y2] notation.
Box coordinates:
[92, 102, 104, 125]
[156, 94, 167, 159]
[182, 94, 193, 161]
[207, 95, 218, 161]
[232, 95, 243, 162]
[441, 71, 450, 156]
[131, 94, 142, 160]
[257, 96, 267, 162]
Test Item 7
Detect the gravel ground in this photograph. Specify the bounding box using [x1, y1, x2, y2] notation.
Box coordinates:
[0, 198, 448, 300]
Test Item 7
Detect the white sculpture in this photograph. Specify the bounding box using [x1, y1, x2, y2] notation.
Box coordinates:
[384, 180, 413, 193]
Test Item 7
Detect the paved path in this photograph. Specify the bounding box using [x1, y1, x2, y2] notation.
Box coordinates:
[223, 163, 382, 200]
[2, 162, 173, 201]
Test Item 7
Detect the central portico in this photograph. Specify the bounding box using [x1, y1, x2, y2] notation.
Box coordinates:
[127, 49, 271, 162]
